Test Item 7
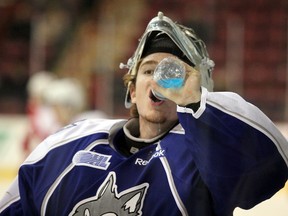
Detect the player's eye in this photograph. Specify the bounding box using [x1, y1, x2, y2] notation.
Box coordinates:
[143, 69, 154, 75]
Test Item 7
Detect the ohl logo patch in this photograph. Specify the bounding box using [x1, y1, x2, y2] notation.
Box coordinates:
[69, 172, 149, 216]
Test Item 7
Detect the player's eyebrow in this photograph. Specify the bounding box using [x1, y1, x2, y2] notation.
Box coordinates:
[139, 60, 158, 69]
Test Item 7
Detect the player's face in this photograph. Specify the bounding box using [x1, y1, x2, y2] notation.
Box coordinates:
[130, 53, 178, 125]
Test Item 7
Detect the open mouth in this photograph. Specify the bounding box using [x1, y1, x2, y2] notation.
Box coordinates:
[149, 90, 163, 103]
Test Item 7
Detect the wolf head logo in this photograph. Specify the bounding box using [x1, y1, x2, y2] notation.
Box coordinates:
[69, 172, 149, 216]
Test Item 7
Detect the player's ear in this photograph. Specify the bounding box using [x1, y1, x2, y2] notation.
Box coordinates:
[130, 84, 136, 103]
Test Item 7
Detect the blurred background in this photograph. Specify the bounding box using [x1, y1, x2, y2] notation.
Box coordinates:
[0, 0, 287, 215]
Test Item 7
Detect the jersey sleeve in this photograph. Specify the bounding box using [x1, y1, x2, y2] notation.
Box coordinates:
[177, 87, 288, 216]
[0, 157, 45, 215]
[0, 177, 23, 215]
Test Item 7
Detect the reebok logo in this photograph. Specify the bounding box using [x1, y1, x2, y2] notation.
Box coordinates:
[135, 149, 165, 166]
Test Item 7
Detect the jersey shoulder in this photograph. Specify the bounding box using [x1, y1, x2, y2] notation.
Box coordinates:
[23, 118, 126, 165]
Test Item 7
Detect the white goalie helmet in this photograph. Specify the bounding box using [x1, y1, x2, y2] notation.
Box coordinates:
[120, 11, 215, 108]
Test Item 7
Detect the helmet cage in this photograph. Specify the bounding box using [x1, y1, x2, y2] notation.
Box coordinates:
[120, 11, 215, 108]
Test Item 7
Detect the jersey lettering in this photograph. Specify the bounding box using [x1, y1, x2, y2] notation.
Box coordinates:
[135, 149, 165, 166]
[73, 150, 111, 170]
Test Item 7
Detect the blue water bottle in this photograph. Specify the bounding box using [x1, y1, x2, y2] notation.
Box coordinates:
[152, 57, 186, 100]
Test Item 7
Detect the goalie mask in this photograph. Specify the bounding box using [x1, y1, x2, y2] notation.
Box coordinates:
[120, 11, 215, 108]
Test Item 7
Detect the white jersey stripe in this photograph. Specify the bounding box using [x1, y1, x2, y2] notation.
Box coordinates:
[157, 143, 188, 216]
[41, 139, 109, 215]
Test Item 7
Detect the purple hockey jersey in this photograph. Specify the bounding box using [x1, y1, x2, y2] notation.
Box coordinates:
[0, 88, 287, 216]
